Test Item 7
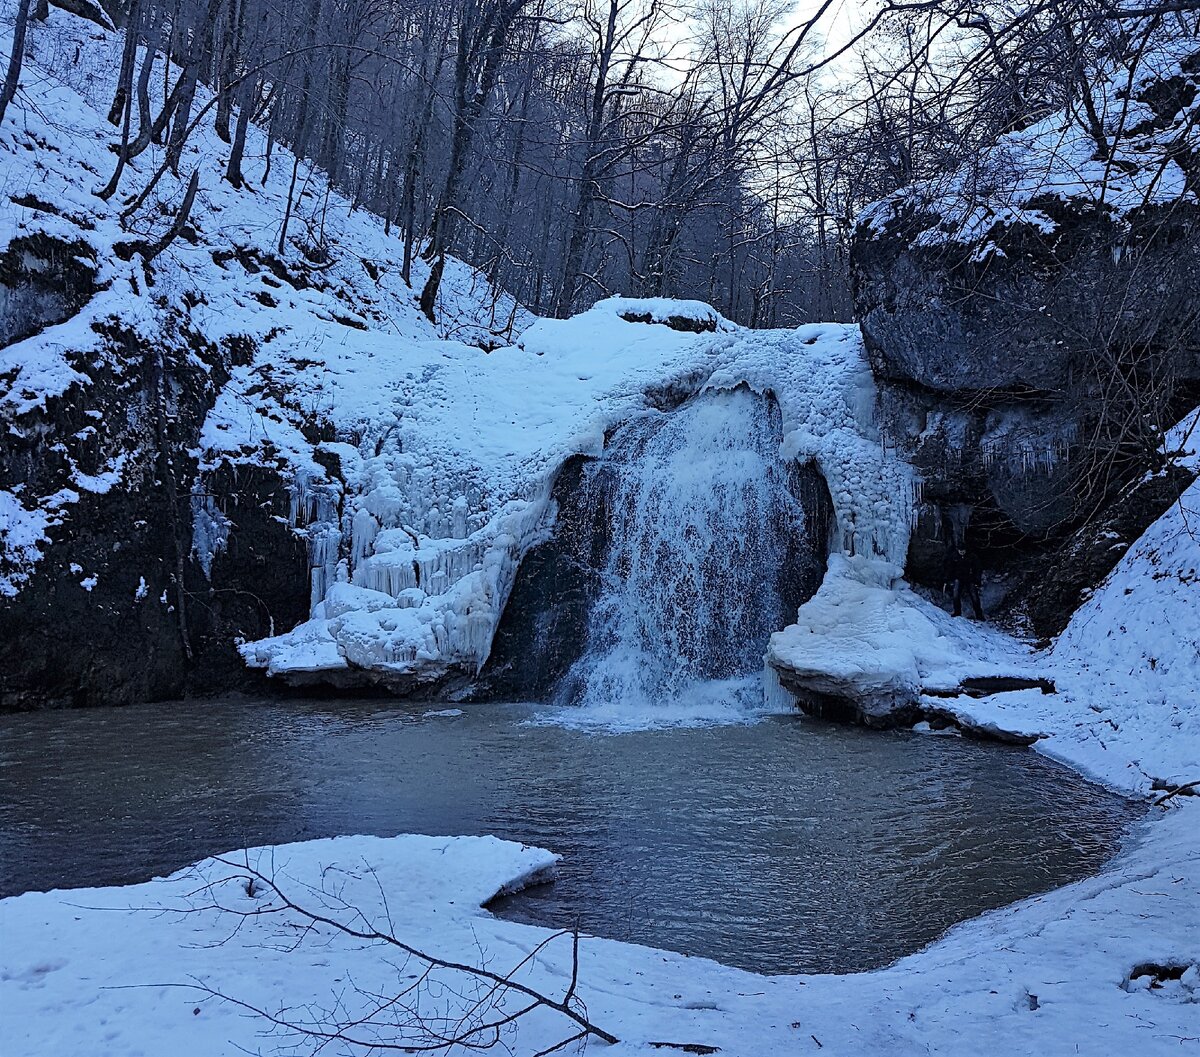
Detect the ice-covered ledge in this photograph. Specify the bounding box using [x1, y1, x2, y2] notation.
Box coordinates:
[766, 554, 1052, 734]
[230, 299, 911, 689]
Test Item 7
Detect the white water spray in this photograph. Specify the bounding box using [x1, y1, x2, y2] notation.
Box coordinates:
[557, 386, 817, 723]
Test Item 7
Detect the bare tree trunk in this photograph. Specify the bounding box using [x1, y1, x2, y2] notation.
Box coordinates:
[419, 0, 527, 321]
[224, 78, 255, 187]
[0, 0, 34, 128]
[96, 0, 145, 200]
[105, 0, 140, 124]
[121, 3, 163, 161]
[214, 0, 244, 143]
[146, 167, 200, 261]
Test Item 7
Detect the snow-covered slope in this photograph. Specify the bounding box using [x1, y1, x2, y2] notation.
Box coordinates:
[0, 0, 526, 604]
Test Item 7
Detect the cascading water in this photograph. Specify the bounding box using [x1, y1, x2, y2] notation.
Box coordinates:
[551, 385, 829, 723]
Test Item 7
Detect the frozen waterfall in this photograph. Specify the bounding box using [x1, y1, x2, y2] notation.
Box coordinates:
[553, 386, 827, 721]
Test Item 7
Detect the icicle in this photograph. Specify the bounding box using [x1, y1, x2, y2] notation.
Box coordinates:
[190, 481, 231, 579]
[762, 661, 796, 711]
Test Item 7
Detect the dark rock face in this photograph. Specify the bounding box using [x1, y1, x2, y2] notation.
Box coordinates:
[848, 37, 1200, 621]
[852, 58, 1200, 623]
[1018, 461, 1198, 638]
[479, 455, 610, 700]
[618, 310, 717, 333]
[0, 233, 97, 349]
[0, 243, 311, 710]
[855, 199, 1200, 397]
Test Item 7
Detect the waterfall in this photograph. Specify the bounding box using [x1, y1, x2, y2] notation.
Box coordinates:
[552, 386, 826, 724]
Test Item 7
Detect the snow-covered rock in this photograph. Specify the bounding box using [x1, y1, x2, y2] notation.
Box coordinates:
[853, 27, 1200, 623]
[768, 554, 1041, 721]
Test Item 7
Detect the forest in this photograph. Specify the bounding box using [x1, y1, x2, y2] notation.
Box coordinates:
[8, 0, 1194, 327]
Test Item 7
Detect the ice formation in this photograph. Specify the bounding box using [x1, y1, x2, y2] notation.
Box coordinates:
[557, 387, 814, 718]
[239, 301, 912, 695]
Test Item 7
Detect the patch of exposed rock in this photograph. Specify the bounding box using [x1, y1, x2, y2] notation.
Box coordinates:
[851, 47, 1200, 628]
[0, 239, 310, 710]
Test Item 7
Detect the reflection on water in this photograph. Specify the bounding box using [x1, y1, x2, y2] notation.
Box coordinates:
[0, 697, 1135, 973]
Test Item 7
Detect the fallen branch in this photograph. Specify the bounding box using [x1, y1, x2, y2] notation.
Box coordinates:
[177, 854, 620, 1052]
[1152, 779, 1200, 807]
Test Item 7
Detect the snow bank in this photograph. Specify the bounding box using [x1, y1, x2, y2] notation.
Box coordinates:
[3, 801, 1199, 1057]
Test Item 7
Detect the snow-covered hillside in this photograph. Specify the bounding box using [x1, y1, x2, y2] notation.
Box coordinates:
[859, 33, 1200, 247]
[0, 1, 527, 600]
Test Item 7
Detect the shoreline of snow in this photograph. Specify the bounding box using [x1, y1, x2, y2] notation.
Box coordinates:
[1, 800, 1196, 1056]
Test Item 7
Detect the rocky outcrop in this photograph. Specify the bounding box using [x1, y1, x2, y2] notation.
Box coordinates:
[0, 241, 310, 710]
[855, 196, 1200, 397]
[852, 46, 1200, 622]
[478, 455, 609, 700]
[0, 232, 98, 349]
[776, 670, 1046, 745]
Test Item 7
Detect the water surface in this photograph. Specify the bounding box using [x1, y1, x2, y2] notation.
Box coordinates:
[0, 697, 1135, 973]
